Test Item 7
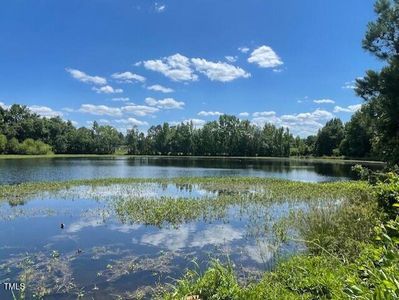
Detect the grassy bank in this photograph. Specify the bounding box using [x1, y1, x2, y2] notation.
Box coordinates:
[160, 174, 399, 300]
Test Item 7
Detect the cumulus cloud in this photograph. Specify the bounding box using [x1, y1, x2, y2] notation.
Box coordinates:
[0, 102, 9, 109]
[252, 111, 276, 117]
[65, 68, 107, 85]
[313, 99, 335, 104]
[251, 109, 334, 137]
[333, 104, 362, 113]
[191, 58, 250, 82]
[197, 111, 223, 116]
[111, 71, 146, 83]
[145, 97, 184, 109]
[92, 85, 123, 94]
[29, 105, 63, 118]
[78, 104, 122, 117]
[112, 97, 130, 102]
[122, 105, 159, 116]
[143, 53, 198, 82]
[115, 117, 148, 126]
[238, 47, 250, 53]
[147, 84, 174, 93]
[248, 45, 283, 68]
[238, 112, 249, 117]
[182, 118, 206, 127]
[225, 56, 237, 63]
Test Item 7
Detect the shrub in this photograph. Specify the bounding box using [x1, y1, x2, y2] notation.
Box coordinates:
[6, 137, 21, 154]
[0, 134, 7, 153]
[374, 172, 399, 218]
[19, 139, 53, 155]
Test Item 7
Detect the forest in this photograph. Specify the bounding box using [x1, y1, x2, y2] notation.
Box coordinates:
[0, 102, 394, 163]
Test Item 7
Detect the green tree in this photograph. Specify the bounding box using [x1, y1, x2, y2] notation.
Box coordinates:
[314, 118, 344, 156]
[356, 0, 399, 164]
[0, 134, 7, 153]
[340, 108, 372, 157]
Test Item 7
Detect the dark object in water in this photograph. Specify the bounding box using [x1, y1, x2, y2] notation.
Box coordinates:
[76, 249, 82, 254]
[60, 223, 64, 229]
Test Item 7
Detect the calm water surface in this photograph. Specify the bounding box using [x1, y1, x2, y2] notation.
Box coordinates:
[0, 156, 382, 184]
[0, 157, 382, 299]
[0, 183, 304, 299]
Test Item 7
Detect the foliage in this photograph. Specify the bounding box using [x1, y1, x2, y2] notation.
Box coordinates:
[0, 133, 6, 153]
[374, 172, 399, 217]
[314, 118, 344, 156]
[355, 0, 399, 164]
[339, 108, 373, 158]
[345, 218, 399, 299]
[20, 138, 53, 155]
[295, 196, 380, 260]
[163, 255, 352, 300]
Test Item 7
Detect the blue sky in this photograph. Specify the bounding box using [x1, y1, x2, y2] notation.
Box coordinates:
[0, 0, 381, 136]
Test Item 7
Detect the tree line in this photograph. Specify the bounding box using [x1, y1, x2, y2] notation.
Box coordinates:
[0, 102, 390, 162]
[1, 0, 398, 164]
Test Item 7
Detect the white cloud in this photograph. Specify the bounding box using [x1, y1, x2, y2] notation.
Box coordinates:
[248, 45, 283, 68]
[115, 117, 148, 126]
[225, 55, 237, 63]
[198, 111, 223, 116]
[92, 85, 123, 94]
[313, 99, 335, 104]
[145, 97, 184, 109]
[154, 2, 166, 13]
[191, 58, 250, 82]
[62, 107, 74, 112]
[112, 97, 130, 102]
[98, 119, 110, 124]
[342, 81, 356, 89]
[141, 225, 192, 251]
[122, 104, 159, 116]
[182, 118, 206, 127]
[238, 47, 250, 53]
[0, 102, 9, 109]
[111, 71, 146, 83]
[333, 104, 362, 113]
[78, 104, 122, 117]
[65, 68, 107, 85]
[251, 109, 334, 137]
[28, 105, 63, 118]
[143, 53, 198, 82]
[190, 225, 243, 248]
[252, 111, 276, 117]
[238, 112, 249, 117]
[147, 84, 174, 93]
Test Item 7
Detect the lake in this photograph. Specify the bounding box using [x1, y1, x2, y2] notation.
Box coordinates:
[0, 156, 382, 184]
[0, 157, 381, 299]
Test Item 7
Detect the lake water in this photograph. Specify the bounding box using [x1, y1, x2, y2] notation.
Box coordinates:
[0, 157, 381, 299]
[0, 156, 382, 184]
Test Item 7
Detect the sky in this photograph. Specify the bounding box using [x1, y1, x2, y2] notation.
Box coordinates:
[0, 0, 382, 136]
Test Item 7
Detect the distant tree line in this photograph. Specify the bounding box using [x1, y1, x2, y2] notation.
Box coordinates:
[0, 101, 395, 163]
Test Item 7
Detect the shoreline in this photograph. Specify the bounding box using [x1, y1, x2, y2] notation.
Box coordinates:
[0, 154, 385, 165]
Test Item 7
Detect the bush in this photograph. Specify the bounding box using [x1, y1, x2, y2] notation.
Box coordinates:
[19, 138, 53, 155]
[0, 134, 7, 153]
[6, 137, 21, 154]
[374, 172, 399, 218]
